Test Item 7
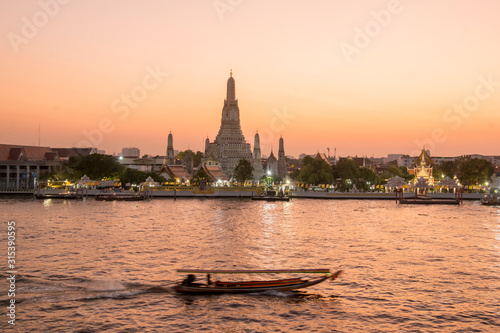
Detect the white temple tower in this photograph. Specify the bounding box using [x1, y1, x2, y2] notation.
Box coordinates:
[205, 71, 252, 177]
[277, 136, 287, 179]
[166, 131, 175, 165]
[252, 131, 265, 181]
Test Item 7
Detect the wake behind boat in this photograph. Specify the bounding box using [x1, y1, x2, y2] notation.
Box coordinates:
[174, 268, 342, 294]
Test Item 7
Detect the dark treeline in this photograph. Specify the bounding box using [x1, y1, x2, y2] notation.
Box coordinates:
[290, 155, 494, 190]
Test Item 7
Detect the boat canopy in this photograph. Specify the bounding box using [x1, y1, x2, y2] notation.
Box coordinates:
[177, 268, 331, 274]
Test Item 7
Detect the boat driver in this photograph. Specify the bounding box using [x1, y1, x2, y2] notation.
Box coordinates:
[181, 274, 196, 285]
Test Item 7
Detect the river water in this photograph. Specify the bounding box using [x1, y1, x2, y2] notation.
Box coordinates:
[0, 197, 499, 332]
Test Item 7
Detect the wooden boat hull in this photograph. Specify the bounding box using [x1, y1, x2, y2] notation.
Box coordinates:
[481, 195, 500, 206]
[95, 195, 145, 201]
[399, 199, 461, 205]
[174, 271, 342, 294]
[481, 200, 500, 206]
[35, 194, 79, 199]
[251, 196, 290, 201]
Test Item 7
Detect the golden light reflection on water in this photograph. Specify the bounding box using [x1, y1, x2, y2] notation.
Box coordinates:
[257, 202, 283, 267]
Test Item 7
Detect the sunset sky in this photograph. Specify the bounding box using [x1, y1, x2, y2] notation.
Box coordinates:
[1, 0, 499, 158]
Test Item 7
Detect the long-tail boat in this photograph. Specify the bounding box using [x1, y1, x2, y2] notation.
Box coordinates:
[251, 189, 290, 201]
[95, 193, 146, 201]
[174, 268, 342, 294]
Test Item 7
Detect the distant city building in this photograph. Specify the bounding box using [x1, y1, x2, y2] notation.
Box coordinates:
[432, 154, 500, 167]
[398, 155, 414, 168]
[204, 71, 252, 178]
[433, 156, 458, 165]
[121, 147, 140, 158]
[386, 154, 403, 164]
[370, 157, 385, 167]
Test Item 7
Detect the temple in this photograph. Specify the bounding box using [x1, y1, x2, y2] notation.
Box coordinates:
[204, 71, 253, 178]
[266, 150, 278, 176]
[409, 148, 435, 186]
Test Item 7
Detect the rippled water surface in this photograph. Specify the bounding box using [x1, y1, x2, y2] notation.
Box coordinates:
[1, 198, 499, 332]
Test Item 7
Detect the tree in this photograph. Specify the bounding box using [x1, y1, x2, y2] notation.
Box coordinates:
[456, 156, 494, 185]
[233, 159, 254, 183]
[67, 154, 124, 180]
[297, 155, 333, 185]
[176, 150, 204, 167]
[333, 158, 360, 181]
[434, 160, 457, 179]
[289, 168, 300, 180]
[144, 171, 167, 183]
[387, 160, 398, 167]
[380, 166, 413, 182]
[193, 151, 204, 167]
[358, 167, 379, 191]
[120, 168, 166, 187]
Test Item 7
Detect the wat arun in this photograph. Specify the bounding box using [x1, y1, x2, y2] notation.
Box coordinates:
[204, 71, 253, 178]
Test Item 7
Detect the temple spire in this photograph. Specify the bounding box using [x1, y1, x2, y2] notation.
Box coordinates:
[167, 132, 174, 165]
[277, 136, 287, 179]
[253, 132, 261, 160]
[226, 71, 235, 102]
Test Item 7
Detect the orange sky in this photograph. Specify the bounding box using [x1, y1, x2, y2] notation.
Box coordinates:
[1, 0, 499, 158]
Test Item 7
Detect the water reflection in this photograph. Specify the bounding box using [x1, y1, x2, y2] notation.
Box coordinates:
[1, 199, 499, 332]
